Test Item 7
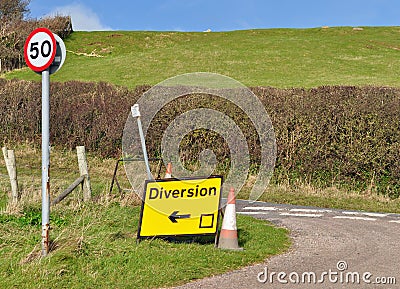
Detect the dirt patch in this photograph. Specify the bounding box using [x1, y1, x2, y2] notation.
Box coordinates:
[108, 33, 124, 38]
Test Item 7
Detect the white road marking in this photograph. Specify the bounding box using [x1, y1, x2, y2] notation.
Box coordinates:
[341, 211, 362, 215]
[237, 212, 271, 215]
[239, 204, 396, 222]
[290, 208, 332, 213]
[341, 211, 387, 218]
[333, 216, 377, 221]
[242, 206, 278, 211]
[362, 213, 388, 218]
[279, 213, 323, 218]
[389, 220, 400, 224]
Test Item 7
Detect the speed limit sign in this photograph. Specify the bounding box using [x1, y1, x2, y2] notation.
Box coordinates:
[23, 27, 62, 256]
[24, 27, 56, 72]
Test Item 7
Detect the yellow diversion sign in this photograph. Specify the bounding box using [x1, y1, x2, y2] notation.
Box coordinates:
[137, 176, 223, 238]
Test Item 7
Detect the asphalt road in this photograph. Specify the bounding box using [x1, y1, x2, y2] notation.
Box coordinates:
[172, 200, 400, 289]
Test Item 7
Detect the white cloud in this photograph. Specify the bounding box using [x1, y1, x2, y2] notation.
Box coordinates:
[47, 3, 112, 31]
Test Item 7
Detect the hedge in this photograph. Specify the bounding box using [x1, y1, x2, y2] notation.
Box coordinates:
[0, 79, 398, 196]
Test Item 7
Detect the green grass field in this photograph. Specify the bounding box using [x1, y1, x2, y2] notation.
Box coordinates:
[5, 26, 400, 88]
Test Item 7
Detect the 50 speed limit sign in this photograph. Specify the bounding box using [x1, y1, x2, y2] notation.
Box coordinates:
[24, 27, 56, 72]
[23, 27, 67, 256]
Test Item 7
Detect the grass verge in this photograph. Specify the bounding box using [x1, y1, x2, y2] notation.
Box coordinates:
[0, 144, 290, 288]
[0, 203, 289, 289]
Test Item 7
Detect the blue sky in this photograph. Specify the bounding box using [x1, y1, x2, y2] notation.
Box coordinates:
[28, 0, 399, 31]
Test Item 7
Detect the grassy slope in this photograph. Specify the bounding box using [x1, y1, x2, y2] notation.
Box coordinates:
[5, 26, 400, 88]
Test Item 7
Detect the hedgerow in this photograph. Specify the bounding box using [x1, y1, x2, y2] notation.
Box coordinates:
[0, 78, 398, 196]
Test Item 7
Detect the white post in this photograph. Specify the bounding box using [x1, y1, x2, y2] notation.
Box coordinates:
[41, 69, 51, 256]
[77, 146, 91, 202]
[131, 104, 153, 180]
[2, 147, 19, 203]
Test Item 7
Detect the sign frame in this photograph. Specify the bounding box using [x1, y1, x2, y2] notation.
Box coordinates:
[49, 33, 66, 75]
[137, 175, 223, 240]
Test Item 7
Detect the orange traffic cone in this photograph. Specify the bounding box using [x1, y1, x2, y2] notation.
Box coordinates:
[164, 163, 172, 178]
[218, 187, 243, 250]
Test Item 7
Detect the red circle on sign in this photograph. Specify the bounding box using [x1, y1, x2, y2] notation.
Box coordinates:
[24, 28, 57, 72]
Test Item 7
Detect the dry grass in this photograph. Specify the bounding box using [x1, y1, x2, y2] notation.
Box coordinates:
[0, 143, 140, 212]
[1, 143, 400, 214]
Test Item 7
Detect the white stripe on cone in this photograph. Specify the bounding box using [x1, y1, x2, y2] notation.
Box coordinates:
[221, 203, 237, 231]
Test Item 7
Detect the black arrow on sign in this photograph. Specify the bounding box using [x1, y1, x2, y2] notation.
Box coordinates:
[169, 211, 191, 223]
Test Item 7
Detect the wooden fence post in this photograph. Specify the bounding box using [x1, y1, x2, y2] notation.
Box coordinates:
[76, 146, 91, 202]
[2, 147, 19, 203]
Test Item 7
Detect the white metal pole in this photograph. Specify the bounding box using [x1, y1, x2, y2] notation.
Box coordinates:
[137, 117, 152, 180]
[131, 104, 153, 180]
[41, 69, 51, 256]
